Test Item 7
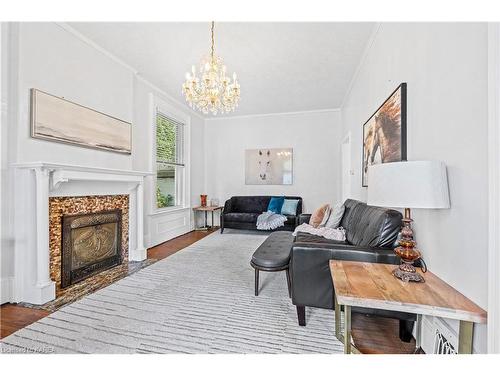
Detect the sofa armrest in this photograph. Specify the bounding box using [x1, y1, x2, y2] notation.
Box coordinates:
[222, 198, 233, 214]
[290, 244, 398, 309]
[298, 214, 311, 225]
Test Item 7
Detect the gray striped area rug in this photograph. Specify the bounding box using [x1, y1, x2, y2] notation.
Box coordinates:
[1, 230, 343, 354]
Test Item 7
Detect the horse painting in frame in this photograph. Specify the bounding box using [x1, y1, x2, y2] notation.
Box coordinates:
[362, 83, 407, 187]
[245, 148, 293, 185]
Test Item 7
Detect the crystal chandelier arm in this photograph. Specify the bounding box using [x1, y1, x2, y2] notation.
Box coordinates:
[211, 21, 215, 61]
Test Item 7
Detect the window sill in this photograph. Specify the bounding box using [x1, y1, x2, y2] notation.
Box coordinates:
[149, 206, 191, 217]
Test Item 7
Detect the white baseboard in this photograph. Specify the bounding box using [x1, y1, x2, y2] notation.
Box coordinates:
[0, 276, 14, 304]
[129, 247, 147, 262]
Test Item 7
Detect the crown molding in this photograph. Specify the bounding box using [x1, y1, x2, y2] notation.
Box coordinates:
[340, 22, 382, 109]
[205, 108, 340, 121]
[54, 22, 205, 121]
[55, 22, 139, 74]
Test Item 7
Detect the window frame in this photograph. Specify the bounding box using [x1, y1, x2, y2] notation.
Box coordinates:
[151, 95, 191, 214]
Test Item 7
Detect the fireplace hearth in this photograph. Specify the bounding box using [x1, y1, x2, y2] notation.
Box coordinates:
[61, 209, 123, 288]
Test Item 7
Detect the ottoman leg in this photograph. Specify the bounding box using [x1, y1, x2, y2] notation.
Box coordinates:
[285, 268, 291, 298]
[255, 269, 259, 296]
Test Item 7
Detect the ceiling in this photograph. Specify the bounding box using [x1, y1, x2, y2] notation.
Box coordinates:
[69, 22, 375, 117]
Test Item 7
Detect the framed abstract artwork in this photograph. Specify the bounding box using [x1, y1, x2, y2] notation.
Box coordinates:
[245, 148, 293, 185]
[362, 83, 407, 187]
[30, 89, 132, 154]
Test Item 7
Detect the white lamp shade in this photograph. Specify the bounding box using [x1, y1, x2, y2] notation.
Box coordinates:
[367, 161, 450, 209]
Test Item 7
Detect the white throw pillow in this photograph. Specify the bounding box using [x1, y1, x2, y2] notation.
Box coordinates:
[318, 205, 332, 227]
[324, 203, 345, 229]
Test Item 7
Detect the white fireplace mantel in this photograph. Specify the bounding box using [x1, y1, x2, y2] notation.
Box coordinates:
[11, 162, 152, 305]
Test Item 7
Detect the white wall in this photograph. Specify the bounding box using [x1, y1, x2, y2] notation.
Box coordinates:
[1, 23, 13, 304]
[341, 23, 489, 353]
[205, 110, 342, 223]
[17, 23, 134, 169]
[0, 22, 205, 303]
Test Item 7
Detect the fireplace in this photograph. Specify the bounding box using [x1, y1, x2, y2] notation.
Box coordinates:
[61, 209, 123, 288]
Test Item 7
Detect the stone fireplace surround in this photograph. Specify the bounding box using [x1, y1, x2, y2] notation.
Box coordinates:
[11, 162, 151, 305]
[49, 195, 129, 299]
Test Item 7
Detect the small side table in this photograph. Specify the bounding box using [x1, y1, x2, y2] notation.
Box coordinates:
[193, 206, 223, 231]
[329, 260, 487, 354]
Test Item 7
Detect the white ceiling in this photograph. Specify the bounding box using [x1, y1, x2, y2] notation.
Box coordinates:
[69, 22, 375, 117]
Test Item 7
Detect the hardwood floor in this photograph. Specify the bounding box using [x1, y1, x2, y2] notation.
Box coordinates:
[352, 314, 417, 354]
[147, 227, 218, 260]
[0, 305, 50, 339]
[1, 227, 416, 353]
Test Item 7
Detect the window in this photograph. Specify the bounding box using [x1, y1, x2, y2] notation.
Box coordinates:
[156, 111, 185, 209]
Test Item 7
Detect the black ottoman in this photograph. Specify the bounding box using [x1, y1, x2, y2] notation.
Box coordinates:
[250, 231, 294, 297]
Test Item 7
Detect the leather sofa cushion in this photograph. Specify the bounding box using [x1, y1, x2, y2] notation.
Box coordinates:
[294, 232, 347, 247]
[224, 213, 296, 226]
[224, 213, 259, 223]
[340, 199, 402, 248]
[232, 196, 271, 213]
[228, 196, 303, 215]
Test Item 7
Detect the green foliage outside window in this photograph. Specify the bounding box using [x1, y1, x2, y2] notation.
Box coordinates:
[156, 186, 174, 208]
[156, 114, 179, 209]
[156, 116, 176, 162]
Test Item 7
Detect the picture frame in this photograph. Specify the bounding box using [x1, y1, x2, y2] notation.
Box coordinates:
[30, 88, 132, 154]
[362, 83, 407, 187]
[245, 148, 293, 185]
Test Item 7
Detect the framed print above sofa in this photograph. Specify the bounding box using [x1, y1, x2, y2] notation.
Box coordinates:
[245, 148, 293, 185]
[362, 83, 407, 187]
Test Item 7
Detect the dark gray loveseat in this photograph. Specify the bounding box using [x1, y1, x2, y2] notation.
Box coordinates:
[221, 196, 302, 233]
[290, 199, 416, 341]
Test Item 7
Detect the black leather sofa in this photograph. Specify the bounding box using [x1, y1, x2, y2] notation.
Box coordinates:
[290, 199, 416, 341]
[221, 196, 302, 233]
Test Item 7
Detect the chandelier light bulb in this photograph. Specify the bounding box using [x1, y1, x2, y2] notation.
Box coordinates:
[182, 22, 240, 115]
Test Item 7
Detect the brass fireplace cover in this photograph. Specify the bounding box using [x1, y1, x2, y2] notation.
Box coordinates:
[71, 223, 117, 269]
[61, 210, 122, 288]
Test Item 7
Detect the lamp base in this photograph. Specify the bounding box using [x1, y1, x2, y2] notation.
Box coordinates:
[392, 264, 425, 283]
[392, 208, 425, 283]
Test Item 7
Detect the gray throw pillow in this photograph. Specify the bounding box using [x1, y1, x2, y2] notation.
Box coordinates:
[324, 203, 345, 229]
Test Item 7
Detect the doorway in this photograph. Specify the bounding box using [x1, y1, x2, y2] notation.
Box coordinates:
[341, 132, 352, 202]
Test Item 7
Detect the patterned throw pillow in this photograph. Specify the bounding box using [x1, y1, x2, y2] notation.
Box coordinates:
[324, 203, 346, 229]
[309, 204, 330, 228]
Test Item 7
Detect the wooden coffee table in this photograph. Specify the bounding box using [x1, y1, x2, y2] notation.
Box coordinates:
[329, 260, 487, 354]
[193, 206, 223, 230]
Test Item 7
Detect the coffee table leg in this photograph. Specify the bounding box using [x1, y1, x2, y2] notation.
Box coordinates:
[344, 305, 351, 354]
[458, 320, 473, 354]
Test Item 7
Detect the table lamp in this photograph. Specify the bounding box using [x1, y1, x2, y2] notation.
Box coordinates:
[367, 161, 450, 282]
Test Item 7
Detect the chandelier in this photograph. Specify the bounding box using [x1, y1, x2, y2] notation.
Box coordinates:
[182, 22, 240, 115]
